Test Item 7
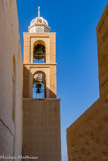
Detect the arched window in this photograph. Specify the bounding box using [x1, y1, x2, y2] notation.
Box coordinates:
[33, 40, 46, 63]
[32, 72, 46, 99]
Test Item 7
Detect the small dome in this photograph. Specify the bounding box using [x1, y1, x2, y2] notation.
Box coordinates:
[28, 7, 50, 33]
[30, 17, 48, 26]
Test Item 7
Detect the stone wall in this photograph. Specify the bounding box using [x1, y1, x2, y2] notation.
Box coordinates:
[0, 0, 23, 160]
[67, 97, 108, 161]
[23, 33, 56, 64]
[67, 4, 108, 161]
[97, 4, 108, 97]
[23, 33, 57, 98]
[23, 99, 61, 161]
[23, 64, 56, 98]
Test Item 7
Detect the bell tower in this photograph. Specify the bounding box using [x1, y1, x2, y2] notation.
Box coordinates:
[23, 7, 61, 161]
[23, 7, 56, 99]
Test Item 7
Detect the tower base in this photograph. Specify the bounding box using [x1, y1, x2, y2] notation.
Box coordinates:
[23, 98, 61, 161]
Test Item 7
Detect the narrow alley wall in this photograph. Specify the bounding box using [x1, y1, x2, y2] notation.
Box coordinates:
[0, 0, 23, 160]
[67, 4, 108, 161]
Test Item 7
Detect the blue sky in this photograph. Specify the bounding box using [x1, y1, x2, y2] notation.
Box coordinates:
[17, 1, 107, 161]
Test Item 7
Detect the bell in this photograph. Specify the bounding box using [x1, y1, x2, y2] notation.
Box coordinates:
[36, 88, 41, 93]
[36, 80, 42, 94]
[36, 80, 42, 88]
[33, 44, 45, 60]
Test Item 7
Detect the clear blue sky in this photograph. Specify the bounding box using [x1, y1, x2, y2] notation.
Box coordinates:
[17, 1, 107, 161]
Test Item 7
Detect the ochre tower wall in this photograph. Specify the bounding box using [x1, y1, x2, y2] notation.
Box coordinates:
[23, 33, 56, 64]
[67, 4, 108, 161]
[23, 64, 56, 98]
[23, 99, 61, 161]
[0, 0, 23, 160]
[23, 33, 57, 98]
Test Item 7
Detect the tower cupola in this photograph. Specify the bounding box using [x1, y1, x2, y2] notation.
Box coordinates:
[28, 7, 50, 33]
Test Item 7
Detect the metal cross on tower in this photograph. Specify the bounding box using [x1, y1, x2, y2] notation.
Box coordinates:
[38, 6, 40, 17]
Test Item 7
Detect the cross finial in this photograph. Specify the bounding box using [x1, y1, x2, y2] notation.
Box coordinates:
[38, 6, 40, 17]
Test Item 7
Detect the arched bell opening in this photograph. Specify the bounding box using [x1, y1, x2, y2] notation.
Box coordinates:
[33, 40, 46, 63]
[32, 72, 46, 99]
